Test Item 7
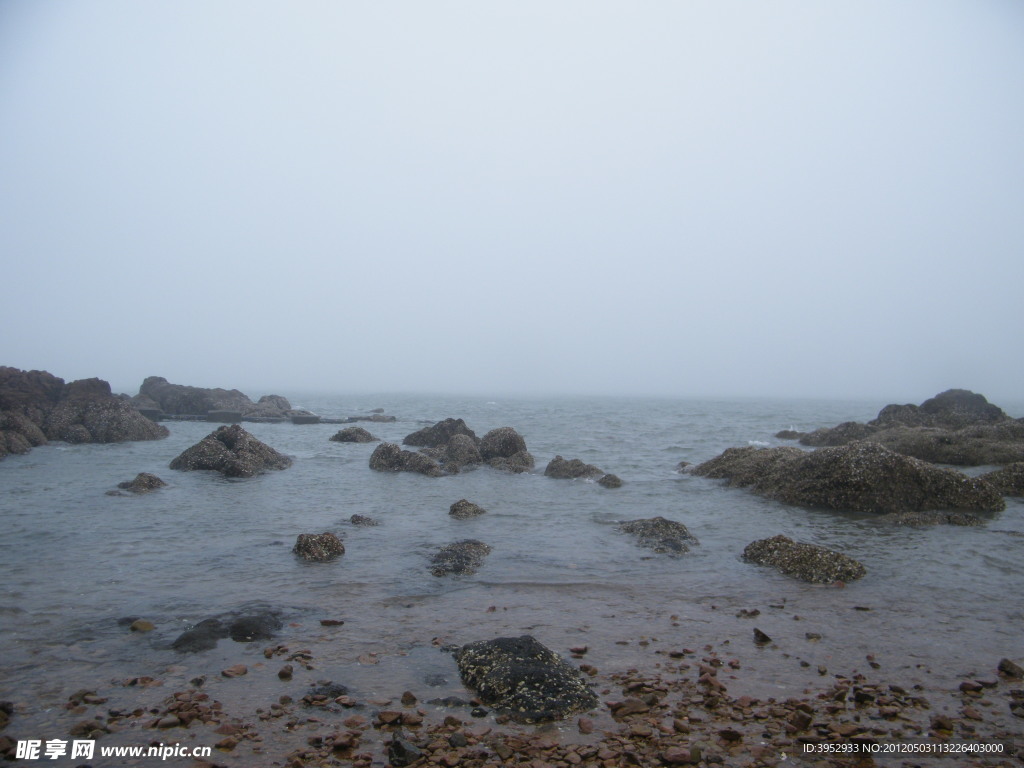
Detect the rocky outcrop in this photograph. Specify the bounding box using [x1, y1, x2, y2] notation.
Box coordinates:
[134, 376, 292, 419]
[544, 455, 603, 480]
[449, 499, 486, 519]
[743, 535, 866, 583]
[455, 635, 598, 723]
[779, 390, 1023, 466]
[0, 367, 167, 459]
[430, 539, 492, 576]
[330, 427, 379, 443]
[692, 442, 1005, 514]
[169, 424, 292, 478]
[980, 463, 1024, 497]
[369, 442, 444, 477]
[116, 473, 167, 494]
[293, 533, 345, 561]
[619, 517, 699, 555]
[404, 418, 478, 448]
[480, 427, 534, 473]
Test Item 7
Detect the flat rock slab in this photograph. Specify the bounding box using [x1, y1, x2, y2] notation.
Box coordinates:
[169, 424, 292, 478]
[743, 534, 866, 584]
[455, 635, 598, 723]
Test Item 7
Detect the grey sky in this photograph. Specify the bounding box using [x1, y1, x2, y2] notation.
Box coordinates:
[2, 2, 1023, 401]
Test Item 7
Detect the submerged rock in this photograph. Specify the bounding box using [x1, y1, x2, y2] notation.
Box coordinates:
[293, 532, 346, 561]
[449, 499, 487, 519]
[692, 442, 1004, 514]
[369, 442, 444, 477]
[743, 535, 866, 584]
[169, 424, 292, 478]
[455, 635, 598, 723]
[430, 539, 492, 576]
[172, 610, 283, 652]
[116, 472, 167, 494]
[619, 517, 699, 555]
[350, 514, 380, 526]
[329, 426, 379, 443]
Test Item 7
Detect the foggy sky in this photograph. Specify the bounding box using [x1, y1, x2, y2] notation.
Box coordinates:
[2, 1, 1023, 402]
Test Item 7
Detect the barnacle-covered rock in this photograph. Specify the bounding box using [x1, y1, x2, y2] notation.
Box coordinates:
[116, 472, 167, 494]
[449, 499, 486, 519]
[329, 426, 379, 443]
[544, 455, 603, 480]
[480, 427, 534, 473]
[743, 535, 866, 583]
[455, 635, 598, 723]
[619, 516, 699, 555]
[404, 417, 479, 448]
[169, 424, 292, 478]
[980, 462, 1024, 497]
[293, 532, 345, 561]
[430, 539, 491, 576]
[369, 442, 444, 477]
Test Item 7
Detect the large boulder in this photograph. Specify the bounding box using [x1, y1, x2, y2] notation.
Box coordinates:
[455, 635, 598, 723]
[404, 418, 478, 448]
[369, 442, 444, 477]
[544, 455, 603, 480]
[430, 539, 492, 576]
[0, 367, 167, 459]
[743, 535, 866, 584]
[692, 442, 1005, 514]
[480, 427, 534, 473]
[619, 517, 699, 555]
[169, 424, 292, 478]
[874, 389, 1008, 429]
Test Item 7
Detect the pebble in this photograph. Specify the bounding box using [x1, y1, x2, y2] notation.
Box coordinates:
[221, 664, 248, 678]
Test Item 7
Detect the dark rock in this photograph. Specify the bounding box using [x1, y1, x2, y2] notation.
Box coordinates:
[775, 429, 802, 440]
[999, 658, 1024, 679]
[404, 417, 478, 448]
[980, 463, 1024, 496]
[444, 433, 483, 468]
[228, 613, 283, 641]
[753, 628, 772, 645]
[293, 532, 346, 561]
[692, 442, 1005, 514]
[172, 618, 229, 652]
[598, 473, 623, 488]
[172, 610, 283, 652]
[369, 442, 444, 477]
[387, 735, 423, 767]
[743, 535, 866, 583]
[343, 412, 396, 423]
[350, 514, 380, 526]
[116, 472, 167, 494]
[544, 455, 604, 480]
[449, 499, 486, 519]
[289, 412, 321, 425]
[137, 376, 252, 416]
[799, 421, 879, 447]
[430, 539, 492, 576]
[619, 517, 699, 555]
[169, 424, 292, 478]
[243, 394, 292, 418]
[330, 426, 379, 443]
[875, 389, 1008, 429]
[480, 427, 534, 472]
[455, 635, 598, 723]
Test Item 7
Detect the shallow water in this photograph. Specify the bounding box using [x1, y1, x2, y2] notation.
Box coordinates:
[1, 394, 1022, 753]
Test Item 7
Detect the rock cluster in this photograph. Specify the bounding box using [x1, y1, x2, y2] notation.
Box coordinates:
[369, 442, 444, 477]
[779, 389, 1024, 467]
[430, 540, 492, 576]
[169, 424, 292, 478]
[1, 367, 168, 459]
[454, 635, 598, 723]
[545, 455, 622, 487]
[293, 532, 345, 561]
[619, 517, 699, 555]
[370, 419, 533, 476]
[693, 442, 1005, 514]
[742, 535, 867, 583]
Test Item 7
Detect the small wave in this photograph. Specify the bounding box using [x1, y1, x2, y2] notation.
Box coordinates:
[747, 440, 770, 447]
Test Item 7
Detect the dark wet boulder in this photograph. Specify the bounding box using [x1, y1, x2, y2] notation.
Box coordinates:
[350, 514, 380, 526]
[980, 463, 1024, 496]
[330, 426, 379, 443]
[116, 472, 167, 494]
[775, 429, 802, 440]
[693, 442, 1004, 514]
[487, 450, 535, 473]
[449, 499, 486, 519]
[743, 535, 866, 584]
[172, 610, 283, 652]
[455, 635, 598, 723]
[430, 539, 492, 576]
[0, 410, 47, 458]
[479, 427, 534, 472]
[444, 433, 483, 467]
[598, 473, 623, 488]
[293, 532, 345, 561]
[544, 455, 603, 480]
[404, 418, 478, 448]
[619, 517, 699, 555]
[169, 424, 292, 478]
[799, 421, 879, 447]
[369, 442, 444, 477]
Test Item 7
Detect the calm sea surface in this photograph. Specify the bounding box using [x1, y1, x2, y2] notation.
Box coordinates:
[1, 394, 1022, 741]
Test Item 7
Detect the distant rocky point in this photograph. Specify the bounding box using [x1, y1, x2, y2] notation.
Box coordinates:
[132, 376, 304, 422]
[1, 366, 168, 460]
